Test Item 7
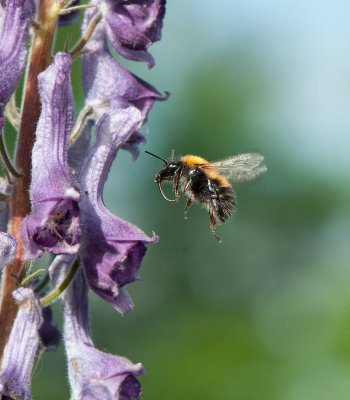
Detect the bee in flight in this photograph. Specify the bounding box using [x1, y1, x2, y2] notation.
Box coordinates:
[146, 151, 267, 242]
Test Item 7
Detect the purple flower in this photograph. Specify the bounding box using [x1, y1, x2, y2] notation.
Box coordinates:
[75, 6, 165, 314]
[0, 0, 34, 132]
[0, 232, 17, 268]
[81, 20, 167, 161]
[83, 0, 165, 68]
[78, 106, 157, 314]
[81, 22, 165, 118]
[0, 288, 42, 400]
[120, 130, 146, 161]
[50, 257, 145, 399]
[21, 52, 81, 260]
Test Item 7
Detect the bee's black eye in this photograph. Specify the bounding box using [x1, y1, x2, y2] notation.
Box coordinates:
[157, 162, 180, 181]
[167, 162, 178, 170]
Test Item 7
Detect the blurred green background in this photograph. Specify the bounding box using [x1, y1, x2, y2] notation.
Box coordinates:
[27, 1, 350, 399]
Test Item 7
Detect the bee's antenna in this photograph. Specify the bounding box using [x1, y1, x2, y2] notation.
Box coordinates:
[145, 151, 167, 165]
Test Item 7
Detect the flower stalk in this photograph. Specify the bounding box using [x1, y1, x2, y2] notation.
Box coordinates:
[69, 10, 102, 58]
[40, 258, 80, 307]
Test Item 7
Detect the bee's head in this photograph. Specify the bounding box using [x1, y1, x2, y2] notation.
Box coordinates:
[145, 151, 181, 202]
[155, 162, 179, 183]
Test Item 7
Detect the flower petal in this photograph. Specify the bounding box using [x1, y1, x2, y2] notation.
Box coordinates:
[0, 0, 34, 131]
[78, 107, 157, 314]
[104, 0, 166, 68]
[80, 22, 166, 160]
[0, 288, 42, 400]
[0, 232, 17, 268]
[121, 130, 146, 161]
[83, 0, 166, 68]
[21, 52, 81, 260]
[50, 258, 145, 399]
[81, 22, 166, 122]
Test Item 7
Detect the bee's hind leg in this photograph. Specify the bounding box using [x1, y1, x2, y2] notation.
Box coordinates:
[184, 199, 193, 220]
[209, 214, 222, 243]
[206, 180, 222, 242]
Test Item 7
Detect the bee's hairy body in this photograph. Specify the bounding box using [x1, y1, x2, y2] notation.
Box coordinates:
[147, 150, 266, 242]
[155, 155, 236, 241]
[179, 155, 236, 223]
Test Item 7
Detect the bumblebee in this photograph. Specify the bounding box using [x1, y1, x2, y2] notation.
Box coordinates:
[146, 151, 266, 242]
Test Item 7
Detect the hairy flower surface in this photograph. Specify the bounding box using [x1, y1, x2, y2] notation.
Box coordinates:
[0, 288, 42, 400]
[50, 257, 145, 399]
[0, 0, 34, 131]
[0, 232, 17, 268]
[21, 52, 81, 260]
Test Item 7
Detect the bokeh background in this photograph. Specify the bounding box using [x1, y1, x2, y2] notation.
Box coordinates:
[25, 0, 350, 398]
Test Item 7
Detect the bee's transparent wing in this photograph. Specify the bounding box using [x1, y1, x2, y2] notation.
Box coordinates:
[211, 153, 267, 183]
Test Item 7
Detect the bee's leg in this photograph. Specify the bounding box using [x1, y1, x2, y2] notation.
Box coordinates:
[173, 169, 182, 201]
[209, 214, 222, 243]
[184, 199, 193, 220]
[182, 177, 193, 219]
[207, 179, 222, 242]
[207, 179, 219, 212]
[183, 178, 192, 193]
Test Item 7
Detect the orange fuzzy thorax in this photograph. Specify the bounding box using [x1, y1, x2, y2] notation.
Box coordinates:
[180, 155, 231, 187]
[181, 155, 208, 166]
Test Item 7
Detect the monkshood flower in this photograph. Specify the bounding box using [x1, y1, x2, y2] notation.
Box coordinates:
[80, 19, 167, 160]
[78, 106, 158, 314]
[21, 52, 81, 260]
[0, 0, 167, 397]
[67, 97, 158, 316]
[0, 288, 42, 400]
[50, 256, 145, 399]
[75, 9, 165, 313]
[83, 0, 165, 68]
[0, 0, 34, 132]
[81, 12, 165, 115]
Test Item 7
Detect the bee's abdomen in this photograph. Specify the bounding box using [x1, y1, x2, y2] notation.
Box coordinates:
[215, 184, 236, 222]
[180, 168, 236, 223]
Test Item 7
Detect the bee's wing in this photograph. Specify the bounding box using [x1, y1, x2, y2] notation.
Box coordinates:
[210, 153, 267, 183]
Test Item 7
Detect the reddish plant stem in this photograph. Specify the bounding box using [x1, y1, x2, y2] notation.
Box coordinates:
[0, 0, 60, 361]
